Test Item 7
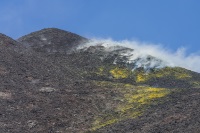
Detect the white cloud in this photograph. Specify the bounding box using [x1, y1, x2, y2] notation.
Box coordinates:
[79, 38, 200, 73]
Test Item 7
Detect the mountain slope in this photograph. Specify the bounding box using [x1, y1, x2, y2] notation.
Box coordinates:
[0, 33, 91, 132]
[0, 28, 200, 133]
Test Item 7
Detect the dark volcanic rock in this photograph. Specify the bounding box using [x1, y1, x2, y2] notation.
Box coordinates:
[0, 32, 88, 133]
[0, 33, 23, 52]
[0, 33, 19, 46]
[0, 28, 200, 133]
[18, 28, 88, 54]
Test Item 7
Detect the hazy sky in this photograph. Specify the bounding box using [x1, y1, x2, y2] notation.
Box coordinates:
[0, 0, 200, 55]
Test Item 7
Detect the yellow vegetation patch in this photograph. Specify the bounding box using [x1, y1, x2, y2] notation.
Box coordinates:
[90, 83, 170, 131]
[95, 66, 105, 76]
[99, 67, 104, 72]
[91, 118, 118, 131]
[121, 87, 170, 107]
[136, 73, 148, 82]
[174, 72, 191, 79]
[110, 67, 130, 79]
[148, 93, 167, 99]
[154, 67, 191, 79]
[90, 67, 192, 131]
[124, 84, 133, 88]
[191, 81, 200, 88]
[135, 67, 192, 83]
[146, 87, 164, 92]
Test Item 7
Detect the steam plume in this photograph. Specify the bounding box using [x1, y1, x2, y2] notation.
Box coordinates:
[79, 38, 200, 73]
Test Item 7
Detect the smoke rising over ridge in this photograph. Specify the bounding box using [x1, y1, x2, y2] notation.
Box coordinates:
[79, 39, 200, 73]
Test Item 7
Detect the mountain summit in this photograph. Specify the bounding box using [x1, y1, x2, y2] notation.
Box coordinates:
[0, 28, 200, 133]
[18, 28, 88, 53]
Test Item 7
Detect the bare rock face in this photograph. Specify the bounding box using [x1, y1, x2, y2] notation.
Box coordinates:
[18, 28, 88, 54]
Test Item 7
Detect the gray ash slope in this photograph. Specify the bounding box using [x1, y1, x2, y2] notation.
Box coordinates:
[0, 28, 200, 133]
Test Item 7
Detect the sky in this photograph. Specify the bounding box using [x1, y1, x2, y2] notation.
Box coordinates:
[0, 0, 200, 55]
